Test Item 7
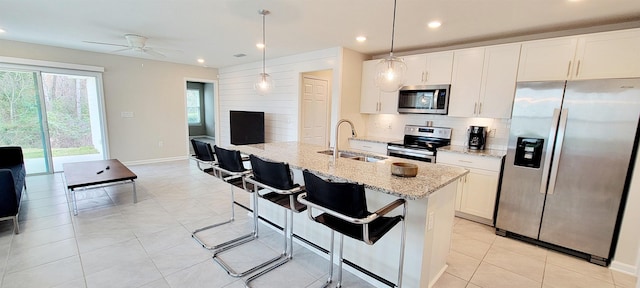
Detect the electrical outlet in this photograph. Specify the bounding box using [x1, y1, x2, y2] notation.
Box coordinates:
[489, 129, 496, 138]
[158, 141, 164, 148]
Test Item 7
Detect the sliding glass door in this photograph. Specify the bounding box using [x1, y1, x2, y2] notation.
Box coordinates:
[41, 73, 105, 171]
[0, 69, 50, 173]
[0, 67, 107, 174]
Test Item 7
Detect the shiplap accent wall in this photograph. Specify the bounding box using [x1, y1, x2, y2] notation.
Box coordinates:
[218, 47, 343, 146]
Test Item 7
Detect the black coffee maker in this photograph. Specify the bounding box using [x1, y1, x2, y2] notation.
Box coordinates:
[468, 126, 487, 150]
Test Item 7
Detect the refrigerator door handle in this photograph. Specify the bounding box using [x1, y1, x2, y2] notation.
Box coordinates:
[540, 108, 562, 194]
[548, 109, 569, 195]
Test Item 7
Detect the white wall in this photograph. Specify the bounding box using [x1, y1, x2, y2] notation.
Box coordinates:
[0, 39, 218, 163]
[337, 48, 368, 149]
[218, 47, 366, 147]
[612, 151, 640, 275]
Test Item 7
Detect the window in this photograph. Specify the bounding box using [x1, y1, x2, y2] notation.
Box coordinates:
[186, 88, 202, 125]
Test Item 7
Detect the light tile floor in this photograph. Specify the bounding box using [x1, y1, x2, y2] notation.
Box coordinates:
[0, 160, 636, 288]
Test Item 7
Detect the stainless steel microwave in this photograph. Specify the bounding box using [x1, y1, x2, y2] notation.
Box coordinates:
[397, 84, 450, 114]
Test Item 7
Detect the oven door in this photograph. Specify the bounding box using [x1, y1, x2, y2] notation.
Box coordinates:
[387, 145, 435, 163]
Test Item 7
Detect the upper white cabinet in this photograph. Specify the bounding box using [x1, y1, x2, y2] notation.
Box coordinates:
[449, 43, 521, 118]
[360, 59, 399, 114]
[404, 51, 454, 86]
[574, 29, 640, 80]
[518, 29, 640, 81]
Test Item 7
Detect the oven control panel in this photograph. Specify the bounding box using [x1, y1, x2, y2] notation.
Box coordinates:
[404, 125, 452, 139]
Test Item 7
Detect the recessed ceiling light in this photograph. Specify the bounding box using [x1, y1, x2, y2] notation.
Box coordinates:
[197, 58, 205, 63]
[356, 36, 367, 42]
[256, 43, 265, 49]
[234, 53, 247, 57]
[0, 28, 5, 33]
[428, 21, 442, 29]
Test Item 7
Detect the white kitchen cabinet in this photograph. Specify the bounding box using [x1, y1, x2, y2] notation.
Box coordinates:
[360, 59, 399, 114]
[573, 29, 640, 80]
[404, 51, 454, 86]
[348, 139, 388, 155]
[437, 151, 503, 225]
[449, 44, 520, 119]
[518, 29, 640, 81]
[517, 37, 578, 81]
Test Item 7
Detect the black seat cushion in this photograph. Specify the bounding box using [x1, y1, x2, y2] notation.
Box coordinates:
[191, 139, 216, 162]
[262, 191, 307, 213]
[0, 169, 18, 217]
[315, 213, 402, 244]
[213, 146, 246, 173]
[0, 147, 24, 168]
[302, 170, 368, 219]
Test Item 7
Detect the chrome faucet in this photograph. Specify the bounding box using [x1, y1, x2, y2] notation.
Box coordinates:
[333, 119, 358, 160]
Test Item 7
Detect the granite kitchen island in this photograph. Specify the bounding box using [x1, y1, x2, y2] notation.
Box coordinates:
[232, 142, 468, 288]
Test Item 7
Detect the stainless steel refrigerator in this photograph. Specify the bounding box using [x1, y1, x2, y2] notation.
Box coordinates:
[496, 78, 640, 265]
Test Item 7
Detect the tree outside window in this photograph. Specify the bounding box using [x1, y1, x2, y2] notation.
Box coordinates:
[186, 89, 202, 125]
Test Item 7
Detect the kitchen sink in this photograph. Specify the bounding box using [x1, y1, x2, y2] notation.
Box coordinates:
[317, 150, 387, 162]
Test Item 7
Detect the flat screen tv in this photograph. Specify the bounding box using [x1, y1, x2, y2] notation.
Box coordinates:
[230, 110, 265, 145]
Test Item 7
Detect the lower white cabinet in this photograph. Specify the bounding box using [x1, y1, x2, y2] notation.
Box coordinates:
[437, 151, 503, 225]
[348, 139, 388, 155]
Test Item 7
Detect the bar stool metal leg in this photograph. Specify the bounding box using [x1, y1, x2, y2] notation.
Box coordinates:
[242, 201, 295, 287]
[191, 182, 255, 251]
[212, 180, 287, 278]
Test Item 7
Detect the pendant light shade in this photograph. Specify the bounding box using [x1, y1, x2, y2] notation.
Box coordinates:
[374, 0, 406, 92]
[254, 9, 274, 95]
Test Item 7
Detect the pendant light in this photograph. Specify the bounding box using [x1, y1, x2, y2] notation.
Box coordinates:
[374, 0, 407, 92]
[254, 9, 274, 95]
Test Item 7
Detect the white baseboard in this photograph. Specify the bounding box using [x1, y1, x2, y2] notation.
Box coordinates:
[609, 260, 637, 276]
[428, 264, 448, 288]
[123, 156, 188, 166]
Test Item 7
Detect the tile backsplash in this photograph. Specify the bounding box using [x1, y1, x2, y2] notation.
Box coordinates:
[365, 114, 510, 150]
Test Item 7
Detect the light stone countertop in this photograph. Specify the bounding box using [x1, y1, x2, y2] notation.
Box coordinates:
[231, 141, 468, 200]
[351, 136, 402, 144]
[438, 145, 506, 158]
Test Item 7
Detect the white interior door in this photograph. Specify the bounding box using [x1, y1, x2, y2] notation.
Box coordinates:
[301, 76, 329, 146]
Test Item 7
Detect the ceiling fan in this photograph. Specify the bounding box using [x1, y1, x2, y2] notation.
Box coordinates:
[84, 34, 170, 57]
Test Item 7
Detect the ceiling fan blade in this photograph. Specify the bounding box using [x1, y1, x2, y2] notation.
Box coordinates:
[83, 40, 129, 48]
[144, 48, 165, 58]
[151, 47, 183, 54]
[111, 48, 132, 53]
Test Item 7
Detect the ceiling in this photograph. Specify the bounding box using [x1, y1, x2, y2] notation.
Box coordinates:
[1, 0, 640, 69]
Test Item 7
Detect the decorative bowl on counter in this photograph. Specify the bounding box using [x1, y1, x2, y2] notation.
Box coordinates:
[391, 162, 418, 177]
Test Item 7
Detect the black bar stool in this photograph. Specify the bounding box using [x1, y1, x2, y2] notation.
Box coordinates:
[236, 155, 307, 286]
[190, 139, 217, 173]
[298, 170, 407, 288]
[204, 147, 287, 278]
[191, 145, 254, 251]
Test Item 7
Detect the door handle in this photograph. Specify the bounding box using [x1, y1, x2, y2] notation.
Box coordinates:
[478, 102, 482, 115]
[540, 108, 561, 194]
[473, 103, 477, 115]
[425, 71, 429, 82]
[548, 109, 568, 195]
[566, 61, 572, 78]
[575, 60, 581, 77]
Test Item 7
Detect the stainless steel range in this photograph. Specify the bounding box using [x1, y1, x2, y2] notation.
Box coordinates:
[387, 125, 452, 163]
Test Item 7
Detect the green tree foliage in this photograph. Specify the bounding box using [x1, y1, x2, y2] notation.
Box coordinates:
[0, 71, 94, 150]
